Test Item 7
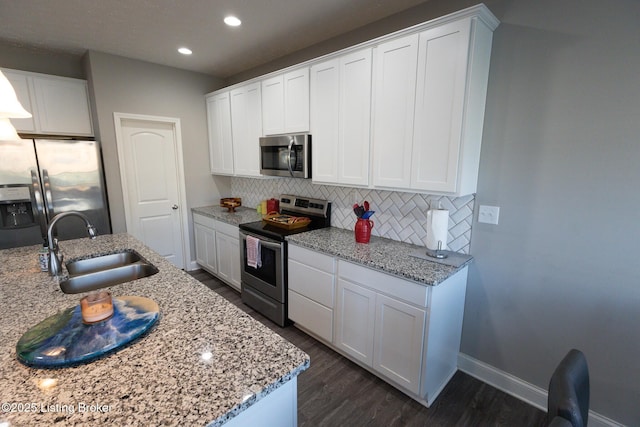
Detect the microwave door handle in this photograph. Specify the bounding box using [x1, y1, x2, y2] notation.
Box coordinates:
[287, 138, 295, 177]
[31, 170, 48, 240]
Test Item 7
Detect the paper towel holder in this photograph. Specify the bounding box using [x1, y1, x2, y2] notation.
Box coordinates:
[426, 241, 448, 259]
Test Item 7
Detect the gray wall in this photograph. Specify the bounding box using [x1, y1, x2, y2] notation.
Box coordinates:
[465, 0, 640, 425]
[0, 42, 85, 78]
[83, 51, 229, 257]
[230, 0, 640, 424]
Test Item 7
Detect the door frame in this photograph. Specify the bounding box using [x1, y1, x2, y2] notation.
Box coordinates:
[113, 112, 190, 269]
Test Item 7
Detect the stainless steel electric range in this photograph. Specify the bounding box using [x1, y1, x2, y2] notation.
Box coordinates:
[239, 195, 331, 326]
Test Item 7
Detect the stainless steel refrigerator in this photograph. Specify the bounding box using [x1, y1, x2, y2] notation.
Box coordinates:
[0, 138, 111, 249]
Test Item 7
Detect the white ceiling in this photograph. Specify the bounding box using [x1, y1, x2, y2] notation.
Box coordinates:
[0, 0, 431, 78]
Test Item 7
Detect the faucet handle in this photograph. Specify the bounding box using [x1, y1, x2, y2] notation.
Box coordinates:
[88, 225, 98, 239]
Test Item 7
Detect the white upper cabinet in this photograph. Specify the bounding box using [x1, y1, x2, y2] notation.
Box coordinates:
[206, 91, 234, 175]
[230, 82, 262, 177]
[371, 34, 419, 189]
[3, 68, 93, 136]
[262, 67, 309, 135]
[204, 5, 498, 193]
[372, 14, 496, 195]
[311, 48, 372, 186]
[411, 19, 471, 193]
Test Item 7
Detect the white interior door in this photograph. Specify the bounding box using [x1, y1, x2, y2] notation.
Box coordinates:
[114, 113, 187, 268]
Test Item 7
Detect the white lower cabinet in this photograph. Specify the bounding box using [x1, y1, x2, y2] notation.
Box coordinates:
[194, 215, 217, 274]
[373, 293, 426, 395]
[287, 243, 468, 407]
[287, 245, 335, 342]
[215, 222, 242, 292]
[334, 278, 376, 365]
[193, 213, 241, 291]
[336, 263, 425, 395]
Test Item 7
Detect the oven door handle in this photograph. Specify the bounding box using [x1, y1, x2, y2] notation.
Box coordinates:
[240, 231, 282, 250]
[255, 238, 282, 251]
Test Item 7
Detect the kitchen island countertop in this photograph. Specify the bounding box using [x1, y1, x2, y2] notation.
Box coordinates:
[0, 233, 308, 426]
[286, 227, 472, 286]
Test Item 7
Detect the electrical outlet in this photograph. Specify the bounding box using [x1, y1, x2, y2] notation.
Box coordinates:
[478, 205, 500, 225]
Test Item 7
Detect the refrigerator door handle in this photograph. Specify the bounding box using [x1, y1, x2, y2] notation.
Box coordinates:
[30, 169, 48, 242]
[42, 169, 55, 220]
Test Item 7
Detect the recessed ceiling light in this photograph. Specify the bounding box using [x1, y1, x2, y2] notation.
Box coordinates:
[224, 16, 241, 27]
[178, 47, 192, 55]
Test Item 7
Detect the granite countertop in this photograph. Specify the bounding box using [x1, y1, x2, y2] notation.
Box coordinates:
[286, 227, 472, 286]
[192, 205, 262, 226]
[0, 233, 308, 426]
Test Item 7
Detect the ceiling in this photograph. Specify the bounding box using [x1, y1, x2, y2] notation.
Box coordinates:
[0, 0, 431, 79]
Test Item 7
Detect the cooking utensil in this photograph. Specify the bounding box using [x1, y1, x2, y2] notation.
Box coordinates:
[361, 210, 375, 219]
[354, 205, 365, 218]
[364, 201, 370, 211]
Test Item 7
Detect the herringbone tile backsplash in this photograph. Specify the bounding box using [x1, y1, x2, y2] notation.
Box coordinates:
[231, 177, 474, 254]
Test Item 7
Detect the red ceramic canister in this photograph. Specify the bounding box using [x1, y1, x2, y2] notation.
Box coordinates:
[266, 198, 279, 214]
[354, 218, 374, 243]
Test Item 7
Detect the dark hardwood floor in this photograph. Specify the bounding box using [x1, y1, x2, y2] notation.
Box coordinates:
[189, 270, 547, 426]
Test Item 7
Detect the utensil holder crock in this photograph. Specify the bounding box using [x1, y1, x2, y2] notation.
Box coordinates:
[355, 218, 374, 243]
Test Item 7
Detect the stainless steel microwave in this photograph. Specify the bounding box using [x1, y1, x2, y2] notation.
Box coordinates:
[259, 134, 311, 178]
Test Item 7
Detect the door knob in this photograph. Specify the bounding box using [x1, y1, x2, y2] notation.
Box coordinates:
[172, 204, 179, 210]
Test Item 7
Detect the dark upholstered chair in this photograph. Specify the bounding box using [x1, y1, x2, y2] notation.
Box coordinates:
[546, 349, 590, 427]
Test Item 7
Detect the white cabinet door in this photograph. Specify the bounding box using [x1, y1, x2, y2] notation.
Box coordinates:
[310, 58, 340, 183]
[261, 75, 285, 135]
[207, 92, 234, 175]
[194, 222, 217, 274]
[215, 230, 241, 292]
[334, 278, 376, 366]
[33, 76, 93, 136]
[3, 68, 93, 136]
[230, 83, 262, 177]
[373, 294, 426, 395]
[339, 49, 372, 186]
[411, 19, 471, 193]
[371, 34, 419, 189]
[261, 67, 309, 135]
[288, 244, 336, 342]
[3, 70, 36, 132]
[283, 67, 309, 133]
[311, 50, 371, 186]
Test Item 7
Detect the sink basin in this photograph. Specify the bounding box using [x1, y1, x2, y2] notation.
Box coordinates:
[66, 251, 143, 275]
[59, 250, 159, 294]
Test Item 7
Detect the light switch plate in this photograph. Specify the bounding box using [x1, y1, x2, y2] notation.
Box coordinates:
[478, 205, 500, 225]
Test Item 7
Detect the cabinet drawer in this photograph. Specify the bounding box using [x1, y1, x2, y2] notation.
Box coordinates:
[288, 259, 334, 308]
[193, 213, 216, 229]
[215, 219, 238, 237]
[288, 290, 333, 343]
[338, 260, 429, 308]
[289, 244, 335, 273]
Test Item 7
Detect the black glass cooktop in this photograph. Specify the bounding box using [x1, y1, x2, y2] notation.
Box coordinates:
[239, 195, 331, 242]
[239, 220, 317, 242]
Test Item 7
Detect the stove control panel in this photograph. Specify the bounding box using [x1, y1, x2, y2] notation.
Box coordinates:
[279, 194, 330, 218]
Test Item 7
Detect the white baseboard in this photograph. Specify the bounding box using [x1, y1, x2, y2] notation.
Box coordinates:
[457, 353, 624, 427]
[186, 260, 200, 272]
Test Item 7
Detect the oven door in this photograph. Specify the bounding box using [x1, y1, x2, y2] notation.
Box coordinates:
[239, 230, 285, 302]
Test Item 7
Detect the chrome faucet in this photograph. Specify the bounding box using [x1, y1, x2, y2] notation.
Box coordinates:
[47, 212, 98, 276]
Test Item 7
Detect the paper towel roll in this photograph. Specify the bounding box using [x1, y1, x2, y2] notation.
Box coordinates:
[426, 209, 449, 250]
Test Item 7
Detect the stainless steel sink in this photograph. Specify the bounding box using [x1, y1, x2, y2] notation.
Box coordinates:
[66, 251, 143, 275]
[59, 250, 159, 294]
